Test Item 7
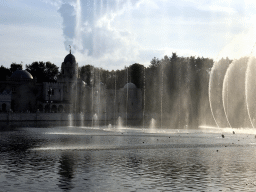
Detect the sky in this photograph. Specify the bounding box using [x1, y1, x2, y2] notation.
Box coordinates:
[1, 0, 256, 70]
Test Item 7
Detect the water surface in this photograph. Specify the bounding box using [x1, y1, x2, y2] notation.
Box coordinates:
[1, 126, 256, 191]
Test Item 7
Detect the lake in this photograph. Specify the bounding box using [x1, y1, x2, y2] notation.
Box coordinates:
[1, 126, 256, 191]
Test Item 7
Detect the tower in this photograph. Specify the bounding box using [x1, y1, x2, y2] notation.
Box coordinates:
[58, 48, 79, 104]
[59, 49, 78, 83]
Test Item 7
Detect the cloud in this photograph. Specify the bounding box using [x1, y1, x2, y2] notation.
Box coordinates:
[196, 3, 236, 14]
[216, 26, 256, 61]
[57, 0, 142, 61]
[208, 5, 235, 14]
[58, 3, 76, 50]
[53, 0, 256, 69]
[41, 0, 63, 8]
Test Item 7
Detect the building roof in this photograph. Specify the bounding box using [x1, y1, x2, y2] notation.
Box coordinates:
[124, 83, 137, 89]
[64, 53, 76, 64]
[10, 70, 33, 80]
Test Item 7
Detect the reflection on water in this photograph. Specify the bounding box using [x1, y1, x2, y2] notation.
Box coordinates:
[1, 126, 256, 191]
[58, 154, 75, 191]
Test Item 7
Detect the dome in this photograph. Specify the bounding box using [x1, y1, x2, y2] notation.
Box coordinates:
[64, 53, 76, 64]
[124, 83, 137, 89]
[10, 70, 33, 80]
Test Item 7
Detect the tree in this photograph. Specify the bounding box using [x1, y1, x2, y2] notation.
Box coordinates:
[10, 63, 22, 74]
[129, 63, 144, 88]
[0, 65, 11, 81]
[150, 57, 160, 68]
[170, 52, 178, 61]
[80, 65, 93, 86]
[26, 61, 59, 83]
[45, 62, 59, 82]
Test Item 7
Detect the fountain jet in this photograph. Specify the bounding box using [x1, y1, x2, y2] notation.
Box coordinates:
[245, 44, 256, 128]
[74, 0, 82, 50]
[68, 113, 73, 127]
[149, 118, 156, 132]
[117, 116, 123, 129]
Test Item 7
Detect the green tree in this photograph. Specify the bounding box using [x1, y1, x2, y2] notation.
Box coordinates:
[80, 65, 93, 86]
[150, 57, 160, 68]
[45, 61, 59, 82]
[0, 65, 11, 81]
[129, 63, 144, 88]
[26, 61, 59, 82]
[10, 63, 22, 74]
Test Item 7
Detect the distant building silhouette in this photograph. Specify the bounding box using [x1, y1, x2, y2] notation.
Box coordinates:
[0, 52, 142, 122]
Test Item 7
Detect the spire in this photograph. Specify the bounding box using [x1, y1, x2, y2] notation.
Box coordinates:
[69, 45, 71, 54]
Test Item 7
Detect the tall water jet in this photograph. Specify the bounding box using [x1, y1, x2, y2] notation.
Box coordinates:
[222, 61, 231, 128]
[245, 43, 256, 128]
[74, 0, 82, 50]
[222, 58, 251, 128]
[160, 63, 163, 128]
[126, 67, 128, 127]
[143, 66, 146, 128]
[68, 113, 73, 127]
[92, 0, 96, 55]
[208, 59, 231, 128]
[97, 70, 101, 121]
[75, 68, 78, 122]
[104, 72, 107, 127]
[208, 25, 256, 129]
[93, 113, 98, 128]
[80, 113, 84, 127]
[149, 118, 156, 131]
[178, 62, 181, 129]
[91, 68, 95, 127]
[114, 71, 117, 128]
[117, 116, 123, 129]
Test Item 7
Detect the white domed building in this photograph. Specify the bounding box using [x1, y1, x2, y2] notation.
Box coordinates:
[0, 51, 143, 124]
[118, 83, 143, 120]
[0, 51, 87, 113]
[0, 69, 38, 112]
[41, 51, 86, 113]
[102, 82, 143, 124]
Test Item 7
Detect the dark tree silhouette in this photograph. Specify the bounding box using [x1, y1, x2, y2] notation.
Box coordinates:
[10, 63, 22, 74]
[26, 61, 59, 82]
[0, 65, 11, 81]
[150, 57, 160, 68]
[80, 65, 93, 86]
[129, 63, 144, 88]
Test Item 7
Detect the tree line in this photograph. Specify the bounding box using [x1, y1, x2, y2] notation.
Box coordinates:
[1, 54, 225, 128]
[0, 62, 59, 82]
[79, 53, 218, 128]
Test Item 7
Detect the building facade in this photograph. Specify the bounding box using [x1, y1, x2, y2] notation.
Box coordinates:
[0, 52, 143, 122]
